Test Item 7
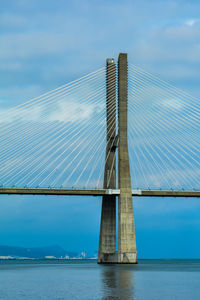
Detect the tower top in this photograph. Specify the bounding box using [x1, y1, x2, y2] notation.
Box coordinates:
[106, 58, 115, 64]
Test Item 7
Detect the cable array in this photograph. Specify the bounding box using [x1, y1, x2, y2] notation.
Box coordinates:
[128, 64, 200, 190]
[0, 67, 117, 189]
[1, 62, 200, 191]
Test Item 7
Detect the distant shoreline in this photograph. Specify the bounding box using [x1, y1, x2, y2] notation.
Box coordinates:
[0, 258, 97, 265]
[1, 258, 200, 264]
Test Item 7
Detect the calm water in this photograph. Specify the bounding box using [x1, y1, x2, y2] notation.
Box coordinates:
[0, 259, 200, 299]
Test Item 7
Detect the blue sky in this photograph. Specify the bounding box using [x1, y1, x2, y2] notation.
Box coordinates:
[0, 0, 200, 257]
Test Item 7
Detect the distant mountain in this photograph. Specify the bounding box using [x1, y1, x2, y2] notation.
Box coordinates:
[0, 245, 77, 258]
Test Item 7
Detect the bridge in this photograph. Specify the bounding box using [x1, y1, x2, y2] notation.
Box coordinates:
[0, 53, 200, 263]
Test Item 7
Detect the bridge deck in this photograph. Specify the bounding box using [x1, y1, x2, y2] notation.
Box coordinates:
[0, 188, 200, 197]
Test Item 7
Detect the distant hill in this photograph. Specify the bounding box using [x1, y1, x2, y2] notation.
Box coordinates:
[0, 245, 77, 258]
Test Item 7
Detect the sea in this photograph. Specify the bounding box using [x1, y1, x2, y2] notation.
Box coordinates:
[0, 259, 200, 300]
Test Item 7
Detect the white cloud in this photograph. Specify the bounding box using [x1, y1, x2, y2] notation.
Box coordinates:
[46, 100, 103, 123]
[0, 96, 104, 124]
[1, 0, 200, 123]
[161, 97, 183, 110]
[185, 19, 199, 27]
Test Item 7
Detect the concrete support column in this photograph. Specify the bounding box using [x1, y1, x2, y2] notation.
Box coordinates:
[118, 53, 137, 263]
[98, 59, 117, 263]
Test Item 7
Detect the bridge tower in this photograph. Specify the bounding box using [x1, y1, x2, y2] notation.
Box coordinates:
[98, 53, 137, 264]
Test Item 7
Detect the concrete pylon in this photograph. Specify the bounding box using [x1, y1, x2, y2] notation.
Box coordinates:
[118, 53, 137, 263]
[98, 58, 117, 263]
[98, 54, 137, 264]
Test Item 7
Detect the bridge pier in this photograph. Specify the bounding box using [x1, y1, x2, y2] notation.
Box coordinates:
[98, 54, 137, 264]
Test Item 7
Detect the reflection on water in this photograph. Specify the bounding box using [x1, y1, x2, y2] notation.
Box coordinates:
[101, 265, 135, 299]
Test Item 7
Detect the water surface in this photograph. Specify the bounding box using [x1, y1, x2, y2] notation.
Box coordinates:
[0, 259, 199, 299]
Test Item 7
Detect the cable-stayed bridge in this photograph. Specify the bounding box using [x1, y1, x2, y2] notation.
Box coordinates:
[0, 53, 200, 263]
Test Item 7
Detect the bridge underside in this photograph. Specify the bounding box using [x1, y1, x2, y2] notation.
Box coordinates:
[1, 188, 200, 197]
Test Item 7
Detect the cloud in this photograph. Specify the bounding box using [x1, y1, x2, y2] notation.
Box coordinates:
[131, 165, 200, 190]
[46, 99, 103, 123]
[185, 19, 200, 27]
[1, 0, 200, 106]
[160, 97, 183, 110]
[0, 97, 104, 124]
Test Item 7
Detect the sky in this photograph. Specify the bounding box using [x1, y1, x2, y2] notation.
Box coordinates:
[0, 0, 200, 258]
